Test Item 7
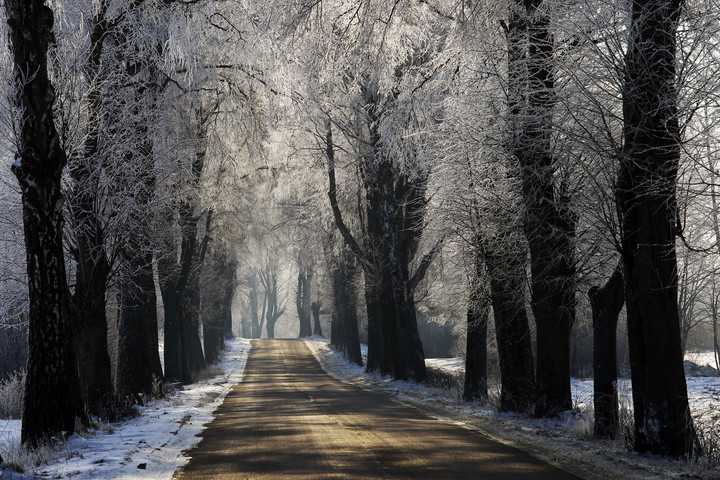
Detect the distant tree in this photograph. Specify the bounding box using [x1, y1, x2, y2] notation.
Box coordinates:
[259, 268, 284, 339]
[311, 301, 322, 337]
[296, 260, 313, 337]
[5, 0, 85, 445]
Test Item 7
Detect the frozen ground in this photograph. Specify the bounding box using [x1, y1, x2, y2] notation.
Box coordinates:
[305, 338, 720, 480]
[0, 338, 250, 480]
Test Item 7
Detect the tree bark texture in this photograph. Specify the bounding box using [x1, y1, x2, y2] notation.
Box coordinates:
[509, 1, 575, 416]
[589, 261, 624, 438]
[114, 23, 164, 401]
[619, 0, 696, 457]
[5, 0, 86, 445]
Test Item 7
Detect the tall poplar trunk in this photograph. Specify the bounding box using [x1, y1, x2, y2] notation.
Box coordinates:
[115, 19, 163, 401]
[6, 0, 85, 445]
[67, 2, 116, 415]
[182, 268, 206, 375]
[618, 0, 696, 456]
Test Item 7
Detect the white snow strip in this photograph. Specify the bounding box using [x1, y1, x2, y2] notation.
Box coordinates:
[0, 338, 250, 480]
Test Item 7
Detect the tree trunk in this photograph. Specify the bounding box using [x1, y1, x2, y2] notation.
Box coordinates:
[117, 252, 162, 399]
[65, 1, 118, 416]
[182, 270, 206, 376]
[508, 1, 575, 416]
[312, 301, 323, 337]
[248, 276, 261, 338]
[330, 249, 363, 366]
[618, 0, 696, 457]
[326, 117, 429, 381]
[161, 283, 187, 383]
[70, 255, 112, 414]
[297, 265, 313, 337]
[5, 0, 86, 445]
[463, 283, 489, 402]
[485, 243, 536, 412]
[589, 261, 624, 438]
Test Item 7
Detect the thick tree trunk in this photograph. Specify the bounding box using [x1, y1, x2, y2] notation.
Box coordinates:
[66, 1, 117, 416]
[6, 0, 85, 445]
[70, 257, 112, 414]
[182, 272, 206, 376]
[161, 283, 187, 383]
[508, 1, 574, 417]
[589, 261, 624, 438]
[117, 252, 162, 399]
[326, 115, 429, 382]
[618, 0, 696, 457]
[485, 245, 535, 412]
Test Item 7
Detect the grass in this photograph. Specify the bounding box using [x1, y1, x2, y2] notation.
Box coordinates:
[0, 369, 24, 420]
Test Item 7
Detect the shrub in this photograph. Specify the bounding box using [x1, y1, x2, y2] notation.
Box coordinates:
[0, 369, 24, 419]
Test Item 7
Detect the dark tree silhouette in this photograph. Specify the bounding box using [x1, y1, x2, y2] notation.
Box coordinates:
[618, 0, 697, 456]
[5, 0, 85, 445]
[589, 261, 624, 438]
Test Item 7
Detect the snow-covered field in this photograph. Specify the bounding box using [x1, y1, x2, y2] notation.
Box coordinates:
[0, 338, 250, 480]
[305, 338, 720, 480]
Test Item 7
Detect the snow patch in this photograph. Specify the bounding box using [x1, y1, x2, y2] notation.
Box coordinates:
[0, 338, 250, 479]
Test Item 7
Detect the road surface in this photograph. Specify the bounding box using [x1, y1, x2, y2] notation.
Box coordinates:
[174, 339, 583, 479]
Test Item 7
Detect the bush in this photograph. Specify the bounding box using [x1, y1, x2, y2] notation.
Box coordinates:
[0, 369, 24, 419]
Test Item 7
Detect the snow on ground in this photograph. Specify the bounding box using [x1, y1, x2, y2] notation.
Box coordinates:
[305, 338, 720, 480]
[0, 338, 250, 480]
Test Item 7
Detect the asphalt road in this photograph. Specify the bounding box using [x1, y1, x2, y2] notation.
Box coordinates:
[174, 339, 583, 479]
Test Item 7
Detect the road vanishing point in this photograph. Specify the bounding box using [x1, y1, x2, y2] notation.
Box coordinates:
[174, 339, 583, 479]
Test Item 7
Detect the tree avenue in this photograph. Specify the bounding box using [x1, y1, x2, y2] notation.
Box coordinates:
[3, 0, 720, 465]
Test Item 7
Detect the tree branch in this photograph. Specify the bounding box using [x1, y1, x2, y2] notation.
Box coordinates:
[409, 236, 444, 294]
[325, 119, 366, 265]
